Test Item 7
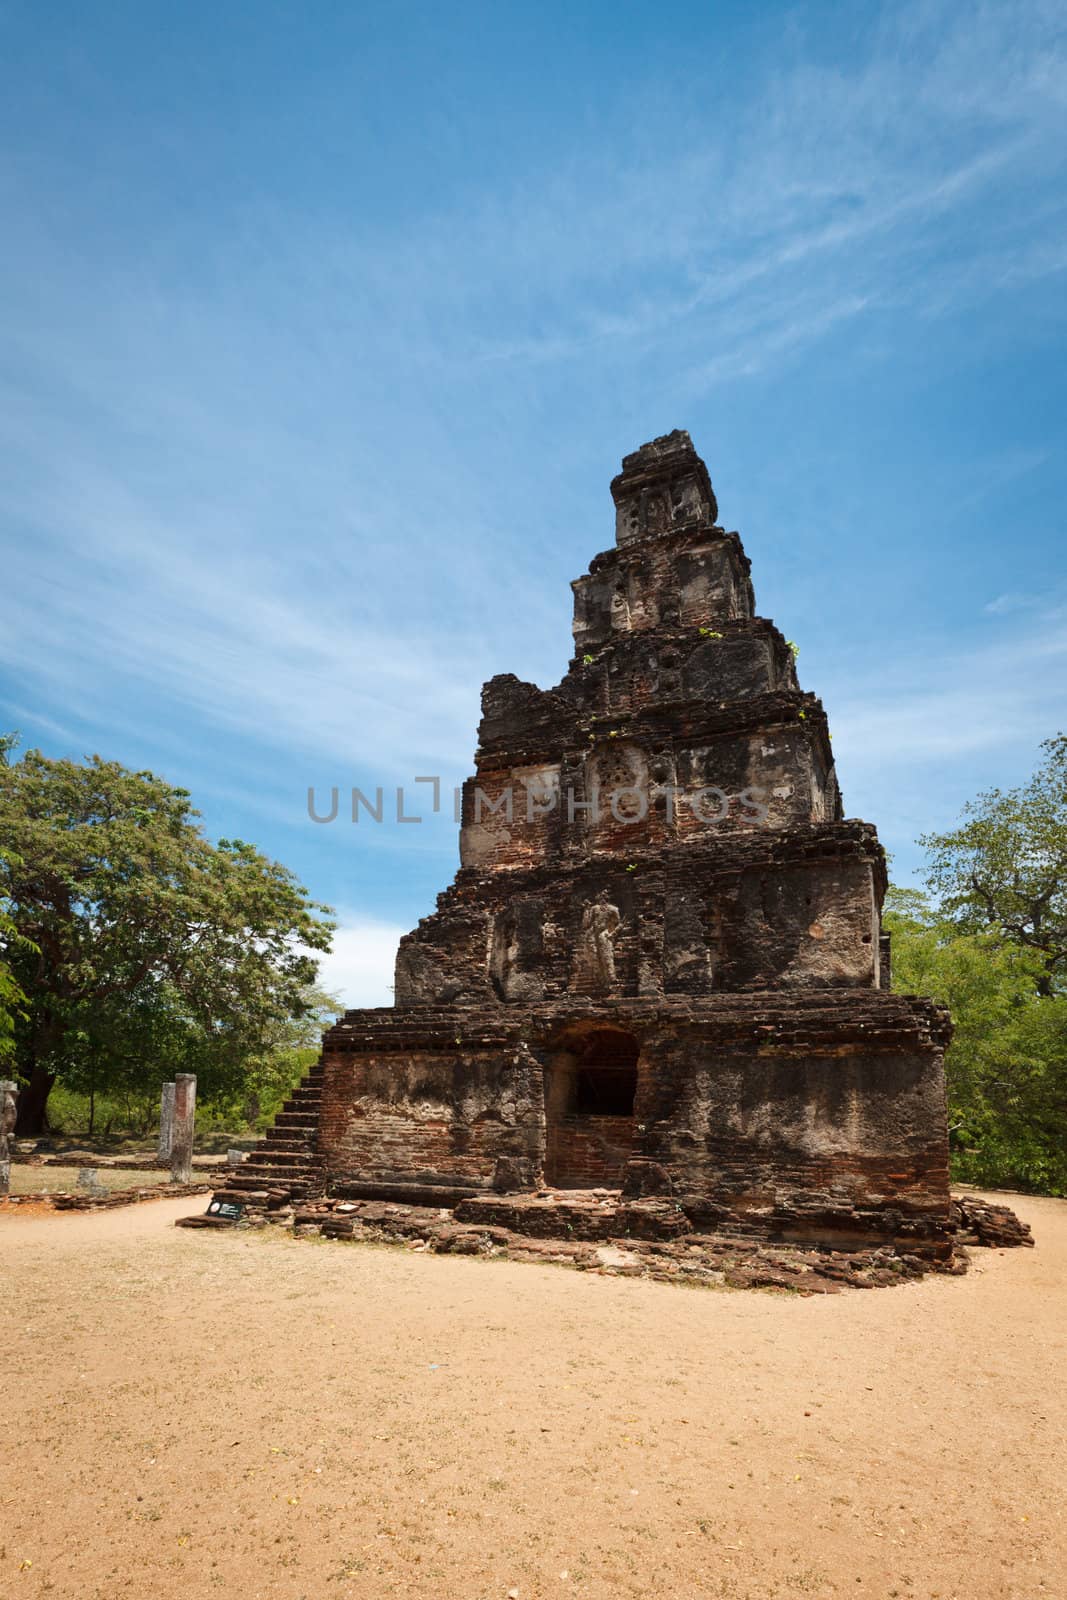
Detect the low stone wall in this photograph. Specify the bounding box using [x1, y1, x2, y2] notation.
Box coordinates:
[1, 1180, 213, 1212]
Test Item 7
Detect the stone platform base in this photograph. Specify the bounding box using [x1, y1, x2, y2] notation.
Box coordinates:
[179, 1187, 1033, 1293]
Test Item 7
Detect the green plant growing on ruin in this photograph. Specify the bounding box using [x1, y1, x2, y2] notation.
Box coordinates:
[787, 640, 800, 659]
[698, 628, 722, 639]
[582, 654, 594, 666]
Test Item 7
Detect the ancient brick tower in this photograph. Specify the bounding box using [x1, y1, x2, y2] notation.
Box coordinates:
[229, 432, 953, 1252]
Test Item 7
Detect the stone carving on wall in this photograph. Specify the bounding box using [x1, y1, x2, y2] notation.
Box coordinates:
[489, 898, 546, 1002]
[662, 894, 715, 994]
[572, 891, 621, 993]
[586, 741, 650, 829]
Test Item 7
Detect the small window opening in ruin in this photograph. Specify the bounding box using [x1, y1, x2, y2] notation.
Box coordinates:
[573, 1029, 638, 1116]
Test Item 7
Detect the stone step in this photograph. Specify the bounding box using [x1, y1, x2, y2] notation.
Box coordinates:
[222, 1182, 316, 1201]
[230, 1155, 317, 1174]
[332, 1179, 481, 1208]
[236, 1154, 321, 1175]
[209, 1063, 325, 1207]
[235, 1159, 312, 1178]
[225, 1172, 314, 1192]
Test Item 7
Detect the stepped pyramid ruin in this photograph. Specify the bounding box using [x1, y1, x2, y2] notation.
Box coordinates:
[221, 431, 953, 1255]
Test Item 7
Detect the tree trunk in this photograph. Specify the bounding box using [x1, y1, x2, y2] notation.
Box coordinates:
[14, 1063, 56, 1137]
[14, 1016, 65, 1137]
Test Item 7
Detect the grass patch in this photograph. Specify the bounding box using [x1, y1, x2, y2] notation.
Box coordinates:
[6, 1165, 166, 1195]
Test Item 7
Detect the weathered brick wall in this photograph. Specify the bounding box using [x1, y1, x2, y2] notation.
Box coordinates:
[546, 1115, 634, 1187]
[461, 695, 839, 872]
[637, 1037, 950, 1232]
[478, 620, 798, 737]
[316, 996, 952, 1243]
[396, 825, 884, 1007]
[572, 530, 754, 651]
[319, 1041, 544, 1192]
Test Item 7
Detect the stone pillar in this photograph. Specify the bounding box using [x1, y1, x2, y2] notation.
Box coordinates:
[0, 1080, 18, 1196]
[170, 1073, 196, 1184]
[157, 1081, 176, 1164]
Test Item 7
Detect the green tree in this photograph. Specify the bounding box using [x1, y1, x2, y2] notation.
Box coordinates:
[920, 734, 1067, 997]
[0, 850, 32, 1067]
[208, 983, 345, 1130]
[901, 733, 1067, 1190]
[886, 887, 1067, 1194]
[0, 738, 31, 1063]
[0, 741, 334, 1134]
[53, 978, 344, 1136]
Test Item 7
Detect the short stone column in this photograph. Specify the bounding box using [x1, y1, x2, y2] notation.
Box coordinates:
[157, 1081, 176, 1164]
[169, 1073, 196, 1184]
[0, 1080, 18, 1195]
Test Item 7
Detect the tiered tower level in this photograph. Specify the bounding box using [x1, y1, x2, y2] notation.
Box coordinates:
[234, 433, 953, 1253]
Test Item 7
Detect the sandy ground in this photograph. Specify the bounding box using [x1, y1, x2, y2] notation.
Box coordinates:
[1, 1194, 1064, 1600]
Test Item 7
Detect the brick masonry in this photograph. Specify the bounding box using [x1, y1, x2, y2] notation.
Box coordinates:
[218, 431, 961, 1258]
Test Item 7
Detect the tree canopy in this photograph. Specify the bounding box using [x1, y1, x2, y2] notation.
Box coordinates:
[888, 732, 1067, 1195]
[0, 739, 335, 1135]
[0, 848, 31, 1069]
[885, 887, 1067, 1194]
[920, 734, 1067, 997]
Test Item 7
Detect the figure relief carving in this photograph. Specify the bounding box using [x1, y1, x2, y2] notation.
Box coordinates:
[489, 899, 545, 1001]
[573, 890, 622, 992]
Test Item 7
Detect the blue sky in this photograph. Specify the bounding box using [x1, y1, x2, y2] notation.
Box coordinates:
[2, 0, 1066, 1004]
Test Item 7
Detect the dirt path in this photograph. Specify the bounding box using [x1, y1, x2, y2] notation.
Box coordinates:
[1, 1193, 1064, 1600]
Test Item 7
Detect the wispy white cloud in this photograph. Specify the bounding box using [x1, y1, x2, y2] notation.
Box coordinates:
[828, 604, 1067, 862]
[315, 912, 403, 1009]
[328, 0, 1067, 379]
[984, 592, 1041, 616]
[1, 0, 1065, 910]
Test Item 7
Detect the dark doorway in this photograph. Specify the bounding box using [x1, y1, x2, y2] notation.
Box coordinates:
[544, 1025, 639, 1188]
[574, 1029, 639, 1114]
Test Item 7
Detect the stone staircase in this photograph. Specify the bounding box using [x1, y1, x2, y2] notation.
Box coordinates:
[214, 1062, 326, 1207]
